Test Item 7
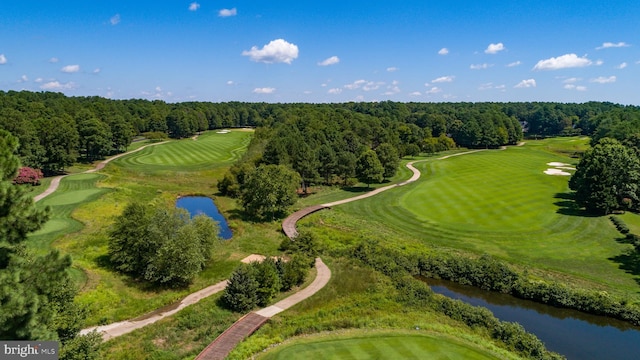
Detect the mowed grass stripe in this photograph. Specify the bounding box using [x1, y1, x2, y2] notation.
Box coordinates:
[260, 334, 500, 359]
[330, 140, 638, 291]
[29, 173, 110, 253]
[114, 130, 251, 172]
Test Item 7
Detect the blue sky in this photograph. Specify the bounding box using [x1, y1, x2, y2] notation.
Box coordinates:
[1, 1, 639, 104]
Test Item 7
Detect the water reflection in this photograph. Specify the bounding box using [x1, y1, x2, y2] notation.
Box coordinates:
[422, 278, 640, 360]
[176, 196, 232, 239]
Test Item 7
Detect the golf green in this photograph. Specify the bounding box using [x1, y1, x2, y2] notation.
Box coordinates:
[260, 334, 500, 360]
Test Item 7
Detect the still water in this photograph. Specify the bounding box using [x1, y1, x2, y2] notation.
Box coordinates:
[176, 196, 233, 239]
[425, 278, 640, 360]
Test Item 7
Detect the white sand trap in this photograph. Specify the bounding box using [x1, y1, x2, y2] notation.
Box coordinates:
[547, 162, 571, 167]
[556, 166, 576, 170]
[544, 168, 571, 176]
[216, 129, 230, 134]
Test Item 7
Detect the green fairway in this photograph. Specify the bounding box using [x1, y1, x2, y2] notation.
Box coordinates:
[113, 130, 251, 172]
[327, 139, 638, 293]
[29, 173, 111, 253]
[259, 333, 501, 360]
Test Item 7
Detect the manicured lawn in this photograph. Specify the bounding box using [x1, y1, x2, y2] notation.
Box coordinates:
[29, 173, 111, 253]
[259, 333, 501, 360]
[112, 131, 250, 172]
[312, 139, 639, 294]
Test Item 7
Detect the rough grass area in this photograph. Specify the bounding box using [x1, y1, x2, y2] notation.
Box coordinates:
[302, 139, 639, 295]
[258, 333, 503, 360]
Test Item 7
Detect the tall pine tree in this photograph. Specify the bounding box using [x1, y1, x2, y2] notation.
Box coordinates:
[0, 130, 99, 358]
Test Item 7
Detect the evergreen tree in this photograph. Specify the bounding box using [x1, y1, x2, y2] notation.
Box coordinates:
[222, 264, 259, 312]
[0, 130, 97, 357]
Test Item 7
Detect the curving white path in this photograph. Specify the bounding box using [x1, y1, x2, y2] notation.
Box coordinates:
[34, 141, 169, 203]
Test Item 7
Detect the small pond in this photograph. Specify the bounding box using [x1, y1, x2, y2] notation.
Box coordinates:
[423, 278, 640, 359]
[176, 196, 232, 239]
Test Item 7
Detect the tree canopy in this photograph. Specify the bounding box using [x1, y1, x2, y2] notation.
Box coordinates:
[569, 138, 640, 214]
[108, 203, 220, 286]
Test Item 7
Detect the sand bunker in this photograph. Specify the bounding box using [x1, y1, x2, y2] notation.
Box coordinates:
[547, 162, 571, 167]
[544, 168, 571, 176]
[216, 129, 230, 134]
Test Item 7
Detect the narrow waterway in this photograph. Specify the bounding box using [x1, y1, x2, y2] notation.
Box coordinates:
[176, 196, 233, 239]
[424, 278, 640, 360]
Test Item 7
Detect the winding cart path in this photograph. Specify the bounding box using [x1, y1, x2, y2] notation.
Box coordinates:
[78, 148, 486, 357]
[34, 141, 168, 203]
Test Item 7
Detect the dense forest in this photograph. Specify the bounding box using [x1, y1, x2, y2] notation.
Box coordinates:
[1, 90, 640, 178]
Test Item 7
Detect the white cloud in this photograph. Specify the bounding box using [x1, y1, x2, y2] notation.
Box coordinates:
[34, 78, 43, 83]
[470, 63, 493, 70]
[253, 87, 275, 94]
[0, 54, 6, 64]
[40, 81, 76, 90]
[515, 79, 536, 88]
[438, 48, 449, 55]
[409, 91, 422, 96]
[595, 59, 604, 66]
[384, 81, 400, 94]
[226, 80, 234, 85]
[426, 87, 442, 94]
[495, 85, 506, 90]
[49, 57, 59, 63]
[596, 42, 630, 50]
[61, 64, 80, 73]
[92, 68, 101, 74]
[328, 88, 342, 94]
[155, 86, 162, 92]
[219, 8, 237, 17]
[189, 2, 200, 11]
[507, 61, 522, 67]
[590, 76, 616, 84]
[564, 84, 587, 91]
[344, 79, 366, 90]
[616, 62, 628, 69]
[242, 39, 298, 64]
[478, 83, 493, 90]
[110, 14, 120, 25]
[431, 75, 454, 83]
[386, 67, 398, 72]
[562, 77, 581, 84]
[533, 54, 592, 70]
[318, 56, 340, 66]
[485, 42, 505, 54]
[19, 75, 28, 83]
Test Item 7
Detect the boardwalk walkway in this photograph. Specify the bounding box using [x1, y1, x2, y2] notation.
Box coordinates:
[194, 258, 330, 360]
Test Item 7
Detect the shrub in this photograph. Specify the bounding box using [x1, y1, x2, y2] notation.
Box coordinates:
[12, 166, 43, 185]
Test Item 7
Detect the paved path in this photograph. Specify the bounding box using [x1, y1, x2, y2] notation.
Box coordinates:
[34, 141, 169, 203]
[80, 280, 228, 340]
[195, 258, 331, 360]
[80, 147, 485, 354]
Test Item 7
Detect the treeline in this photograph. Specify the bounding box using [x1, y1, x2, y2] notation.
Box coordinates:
[2, 90, 638, 175]
[0, 91, 261, 173]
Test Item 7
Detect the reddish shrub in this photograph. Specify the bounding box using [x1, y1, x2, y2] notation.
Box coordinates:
[13, 167, 43, 186]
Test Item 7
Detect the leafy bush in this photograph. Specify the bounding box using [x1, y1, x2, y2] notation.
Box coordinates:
[12, 166, 43, 185]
